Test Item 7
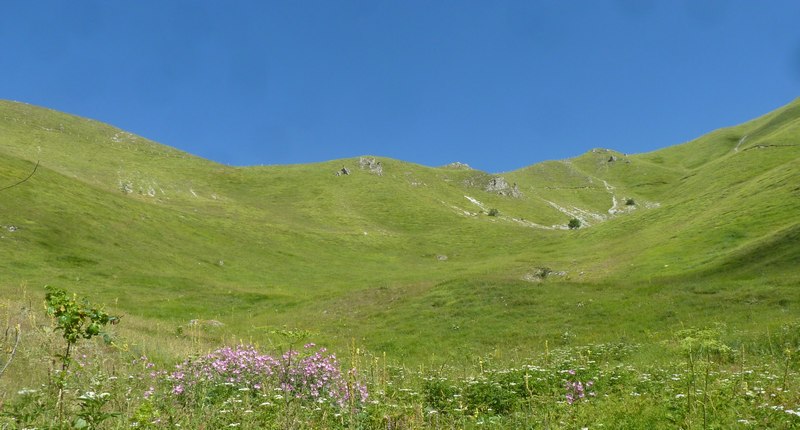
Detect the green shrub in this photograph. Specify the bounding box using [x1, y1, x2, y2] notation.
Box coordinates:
[44, 286, 119, 425]
[568, 218, 581, 229]
[462, 378, 516, 415]
[422, 375, 458, 412]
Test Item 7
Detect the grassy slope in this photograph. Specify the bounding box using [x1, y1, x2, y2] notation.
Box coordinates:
[1, 98, 798, 363]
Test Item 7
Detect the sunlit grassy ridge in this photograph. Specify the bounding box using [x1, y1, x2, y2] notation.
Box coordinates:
[1, 98, 799, 364]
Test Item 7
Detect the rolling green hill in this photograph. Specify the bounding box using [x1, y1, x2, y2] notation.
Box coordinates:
[1, 98, 798, 362]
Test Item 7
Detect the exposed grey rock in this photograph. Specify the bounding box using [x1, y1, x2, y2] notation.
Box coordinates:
[359, 157, 383, 175]
[188, 319, 224, 328]
[485, 177, 522, 198]
[522, 273, 543, 283]
[436, 254, 448, 261]
[523, 267, 567, 282]
[6, 225, 18, 232]
[120, 181, 133, 194]
[335, 166, 351, 176]
[485, 176, 509, 192]
[443, 162, 472, 170]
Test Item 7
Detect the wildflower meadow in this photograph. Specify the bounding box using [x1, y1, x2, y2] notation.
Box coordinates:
[1, 289, 799, 429]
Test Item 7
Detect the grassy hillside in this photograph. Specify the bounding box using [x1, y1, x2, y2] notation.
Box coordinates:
[1, 98, 799, 364]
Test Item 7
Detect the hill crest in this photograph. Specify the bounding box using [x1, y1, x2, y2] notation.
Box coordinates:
[1, 98, 798, 359]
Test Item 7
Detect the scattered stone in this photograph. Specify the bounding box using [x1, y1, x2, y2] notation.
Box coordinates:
[462, 174, 487, 188]
[522, 273, 543, 283]
[485, 177, 522, 198]
[485, 177, 508, 192]
[436, 254, 448, 261]
[608, 155, 617, 162]
[188, 319, 225, 328]
[120, 181, 133, 194]
[359, 157, 383, 175]
[443, 162, 472, 170]
[335, 166, 351, 176]
[522, 267, 567, 282]
[6, 225, 18, 232]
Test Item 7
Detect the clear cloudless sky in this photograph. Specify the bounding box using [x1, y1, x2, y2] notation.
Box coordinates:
[2, 1, 799, 173]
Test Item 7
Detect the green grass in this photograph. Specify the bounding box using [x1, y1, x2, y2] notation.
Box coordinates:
[1, 98, 800, 427]
[1, 97, 799, 363]
[1, 294, 798, 428]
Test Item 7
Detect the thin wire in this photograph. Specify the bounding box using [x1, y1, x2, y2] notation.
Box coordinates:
[0, 160, 39, 192]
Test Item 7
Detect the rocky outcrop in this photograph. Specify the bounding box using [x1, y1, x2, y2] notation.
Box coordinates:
[359, 157, 383, 175]
[485, 177, 522, 198]
[443, 162, 472, 170]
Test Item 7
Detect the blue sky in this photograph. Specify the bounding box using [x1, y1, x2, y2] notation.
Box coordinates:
[2, 1, 799, 173]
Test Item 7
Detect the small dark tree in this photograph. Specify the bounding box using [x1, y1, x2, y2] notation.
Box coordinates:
[488, 208, 499, 217]
[625, 198, 636, 206]
[568, 218, 581, 229]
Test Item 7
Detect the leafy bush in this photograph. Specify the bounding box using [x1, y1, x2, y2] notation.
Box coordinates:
[45, 286, 118, 346]
[461, 377, 516, 415]
[44, 286, 119, 424]
[568, 218, 581, 229]
[488, 208, 499, 217]
[422, 375, 458, 412]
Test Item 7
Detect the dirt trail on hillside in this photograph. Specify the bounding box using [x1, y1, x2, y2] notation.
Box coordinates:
[438, 196, 558, 230]
[734, 135, 747, 153]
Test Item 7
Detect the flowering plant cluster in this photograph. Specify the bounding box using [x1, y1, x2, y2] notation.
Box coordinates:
[562, 369, 595, 405]
[278, 343, 368, 406]
[168, 345, 277, 396]
[150, 343, 367, 409]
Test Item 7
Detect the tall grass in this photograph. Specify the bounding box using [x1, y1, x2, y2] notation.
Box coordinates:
[2, 293, 799, 429]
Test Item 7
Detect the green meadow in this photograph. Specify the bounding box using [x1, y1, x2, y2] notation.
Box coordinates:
[1, 99, 798, 428]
